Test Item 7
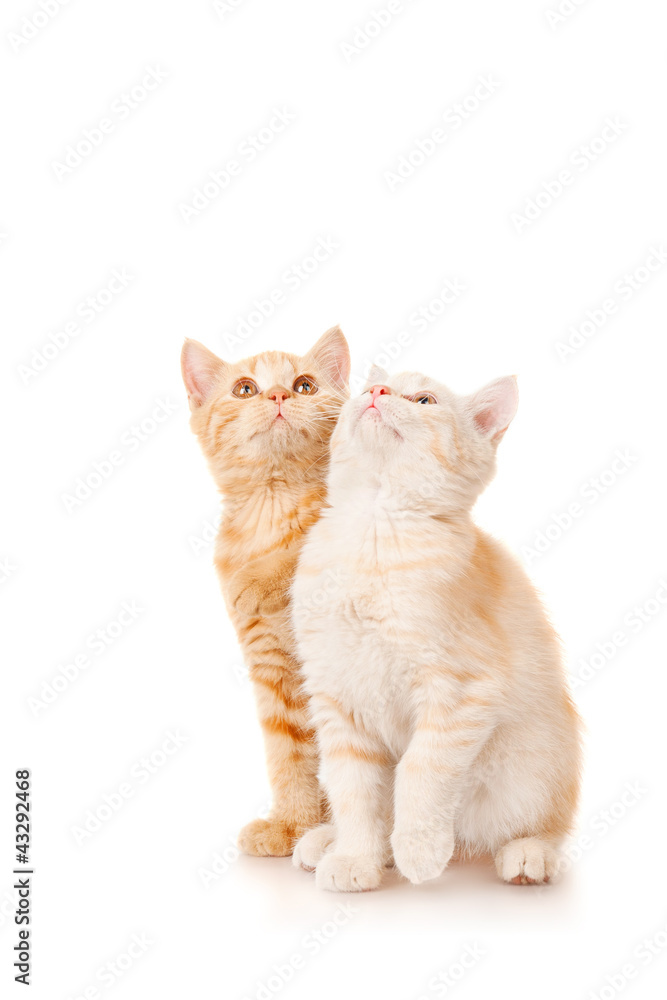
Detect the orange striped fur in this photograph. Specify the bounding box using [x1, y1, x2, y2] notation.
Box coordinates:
[292, 370, 583, 890]
[181, 327, 349, 856]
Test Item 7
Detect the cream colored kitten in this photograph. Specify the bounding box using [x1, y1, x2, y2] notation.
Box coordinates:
[291, 368, 582, 891]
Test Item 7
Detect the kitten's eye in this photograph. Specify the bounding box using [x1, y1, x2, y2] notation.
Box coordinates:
[409, 392, 438, 405]
[232, 379, 259, 398]
[293, 375, 318, 395]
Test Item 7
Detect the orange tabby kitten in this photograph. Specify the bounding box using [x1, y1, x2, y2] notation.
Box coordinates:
[181, 326, 350, 856]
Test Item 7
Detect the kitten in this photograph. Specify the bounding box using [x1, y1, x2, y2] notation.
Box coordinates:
[181, 326, 350, 856]
[291, 368, 582, 890]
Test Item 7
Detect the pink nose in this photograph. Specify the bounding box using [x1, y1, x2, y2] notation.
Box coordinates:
[369, 384, 391, 402]
[268, 388, 289, 403]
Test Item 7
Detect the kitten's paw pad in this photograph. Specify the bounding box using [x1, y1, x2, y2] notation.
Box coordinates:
[495, 837, 559, 885]
[293, 824, 336, 871]
[391, 831, 454, 885]
[315, 853, 382, 892]
[238, 818, 297, 857]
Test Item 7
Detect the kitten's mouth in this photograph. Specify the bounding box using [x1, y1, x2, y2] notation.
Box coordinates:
[362, 401, 383, 417]
[358, 401, 403, 440]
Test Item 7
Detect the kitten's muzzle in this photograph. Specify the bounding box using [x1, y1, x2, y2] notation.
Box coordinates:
[265, 385, 292, 420]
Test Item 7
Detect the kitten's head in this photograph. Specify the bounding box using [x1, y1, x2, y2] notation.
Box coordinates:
[329, 365, 518, 515]
[181, 326, 350, 491]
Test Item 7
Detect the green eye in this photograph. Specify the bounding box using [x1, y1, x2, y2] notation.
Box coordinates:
[232, 379, 258, 398]
[293, 375, 318, 395]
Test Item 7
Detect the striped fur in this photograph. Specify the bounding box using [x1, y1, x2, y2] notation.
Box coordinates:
[292, 370, 583, 889]
[182, 327, 349, 856]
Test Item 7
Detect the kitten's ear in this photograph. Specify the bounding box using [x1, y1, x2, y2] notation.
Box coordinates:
[363, 365, 389, 390]
[305, 325, 350, 390]
[467, 376, 518, 442]
[181, 339, 227, 408]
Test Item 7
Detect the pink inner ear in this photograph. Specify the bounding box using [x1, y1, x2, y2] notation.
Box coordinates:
[181, 340, 225, 406]
[182, 350, 206, 401]
[474, 407, 497, 435]
[307, 325, 351, 390]
[470, 376, 518, 438]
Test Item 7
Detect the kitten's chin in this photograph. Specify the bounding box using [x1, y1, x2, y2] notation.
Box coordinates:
[355, 407, 403, 443]
[248, 417, 318, 458]
[252, 415, 292, 439]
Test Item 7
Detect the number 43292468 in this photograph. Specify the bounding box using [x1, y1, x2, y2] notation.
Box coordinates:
[15, 770, 30, 863]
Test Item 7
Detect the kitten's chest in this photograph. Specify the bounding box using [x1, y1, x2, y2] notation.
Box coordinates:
[314, 512, 444, 622]
[217, 489, 319, 567]
[295, 513, 460, 750]
[295, 508, 449, 666]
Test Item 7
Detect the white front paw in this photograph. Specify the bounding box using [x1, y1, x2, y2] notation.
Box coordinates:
[293, 824, 336, 871]
[315, 852, 382, 892]
[391, 828, 455, 885]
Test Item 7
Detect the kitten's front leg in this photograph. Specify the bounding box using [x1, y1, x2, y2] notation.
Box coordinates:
[238, 641, 324, 857]
[304, 698, 393, 892]
[392, 687, 495, 885]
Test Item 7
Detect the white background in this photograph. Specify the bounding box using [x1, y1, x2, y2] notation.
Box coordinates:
[1, 0, 666, 998]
